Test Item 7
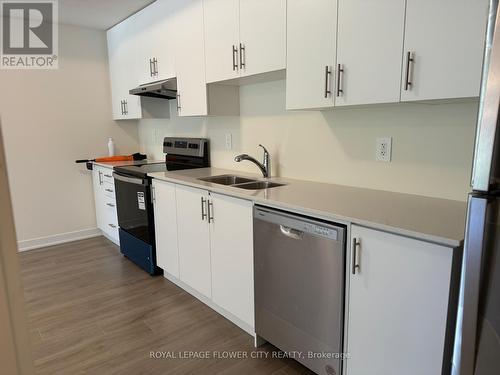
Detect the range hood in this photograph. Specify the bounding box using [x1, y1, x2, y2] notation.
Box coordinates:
[129, 78, 177, 99]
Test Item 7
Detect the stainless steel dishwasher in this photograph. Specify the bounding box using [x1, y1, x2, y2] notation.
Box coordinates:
[254, 206, 346, 375]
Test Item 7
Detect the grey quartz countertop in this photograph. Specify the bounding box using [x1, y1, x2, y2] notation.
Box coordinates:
[93, 160, 161, 169]
[148, 167, 467, 248]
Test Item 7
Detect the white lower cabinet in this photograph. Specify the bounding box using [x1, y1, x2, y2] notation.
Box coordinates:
[346, 225, 455, 375]
[92, 165, 119, 245]
[210, 192, 254, 329]
[152, 180, 179, 277]
[154, 181, 254, 333]
[175, 185, 212, 299]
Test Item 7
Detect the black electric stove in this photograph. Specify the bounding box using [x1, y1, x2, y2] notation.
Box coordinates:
[112, 137, 209, 275]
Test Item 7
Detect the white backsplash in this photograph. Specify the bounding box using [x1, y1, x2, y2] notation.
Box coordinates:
[139, 80, 478, 202]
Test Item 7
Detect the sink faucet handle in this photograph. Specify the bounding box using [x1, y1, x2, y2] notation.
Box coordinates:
[258, 144, 270, 178]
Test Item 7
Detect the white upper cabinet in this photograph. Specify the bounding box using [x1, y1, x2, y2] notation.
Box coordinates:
[204, 0, 286, 83]
[174, 0, 210, 117]
[173, 0, 239, 117]
[347, 225, 455, 375]
[107, 18, 143, 120]
[335, 0, 405, 106]
[134, 0, 177, 84]
[238, 0, 286, 78]
[401, 0, 489, 101]
[286, 0, 338, 110]
[203, 0, 240, 83]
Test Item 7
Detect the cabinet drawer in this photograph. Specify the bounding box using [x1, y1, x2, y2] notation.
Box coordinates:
[102, 170, 114, 184]
[102, 204, 119, 242]
[103, 182, 116, 199]
[103, 197, 117, 210]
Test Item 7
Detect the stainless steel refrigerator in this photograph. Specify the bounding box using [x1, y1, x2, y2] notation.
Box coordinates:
[453, 1, 500, 374]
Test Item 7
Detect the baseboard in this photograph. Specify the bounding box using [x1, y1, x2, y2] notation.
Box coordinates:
[17, 228, 102, 252]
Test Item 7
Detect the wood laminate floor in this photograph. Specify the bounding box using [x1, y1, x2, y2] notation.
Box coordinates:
[19, 236, 312, 375]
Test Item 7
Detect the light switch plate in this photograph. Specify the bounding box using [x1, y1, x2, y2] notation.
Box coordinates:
[376, 137, 392, 162]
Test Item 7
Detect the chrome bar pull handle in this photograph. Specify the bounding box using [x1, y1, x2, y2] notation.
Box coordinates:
[336, 64, 344, 97]
[208, 200, 214, 223]
[98, 171, 103, 185]
[153, 58, 158, 76]
[239, 43, 245, 69]
[324, 65, 332, 98]
[404, 51, 414, 91]
[232, 45, 238, 71]
[176, 93, 181, 114]
[352, 238, 360, 275]
[201, 197, 207, 221]
[149, 58, 153, 77]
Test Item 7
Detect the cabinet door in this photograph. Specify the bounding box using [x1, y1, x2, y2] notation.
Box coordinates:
[92, 167, 106, 231]
[129, 6, 156, 84]
[175, 0, 209, 116]
[175, 185, 211, 298]
[286, 0, 337, 110]
[107, 22, 129, 120]
[107, 17, 142, 120]
[209, 193, 254, 328]
[239, 0, 286, 78]
[153, 180, 179, 277]
[102, 197, 119, 243]
[135, 1, 177, 84]
[401, 0, 488, 101]
[120, 16, 143, 120]
[336, 0, 405, 106]
[203, 0, 240, 83]
[347, 225, 454, 375]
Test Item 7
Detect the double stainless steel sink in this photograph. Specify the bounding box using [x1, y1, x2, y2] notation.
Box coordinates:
[198, 174, 285, 190]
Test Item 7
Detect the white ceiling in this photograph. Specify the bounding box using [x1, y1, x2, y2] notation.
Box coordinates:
[58, 0, 156, 30]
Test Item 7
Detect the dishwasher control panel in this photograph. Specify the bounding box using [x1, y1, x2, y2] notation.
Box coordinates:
[304, 223, 338, 240]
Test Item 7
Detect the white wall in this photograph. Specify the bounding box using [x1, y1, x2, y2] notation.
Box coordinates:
[0, 24, 139, 247]
[139, 80, 478, 202]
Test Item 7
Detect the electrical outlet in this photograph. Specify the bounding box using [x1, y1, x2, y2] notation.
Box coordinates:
[225, 133, 232, 150]
[376, 137, 392, 162]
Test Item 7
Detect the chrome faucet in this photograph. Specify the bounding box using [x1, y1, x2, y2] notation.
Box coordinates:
[234, 144, 271, 178]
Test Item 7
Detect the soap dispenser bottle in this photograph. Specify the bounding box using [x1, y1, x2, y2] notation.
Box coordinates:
[107, 138, 115, 157]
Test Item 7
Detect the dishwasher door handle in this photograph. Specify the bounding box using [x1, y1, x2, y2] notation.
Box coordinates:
[280, 225, 303, 240]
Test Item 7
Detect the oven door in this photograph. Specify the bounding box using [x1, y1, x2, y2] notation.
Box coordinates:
[113, 173, 154, 245]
